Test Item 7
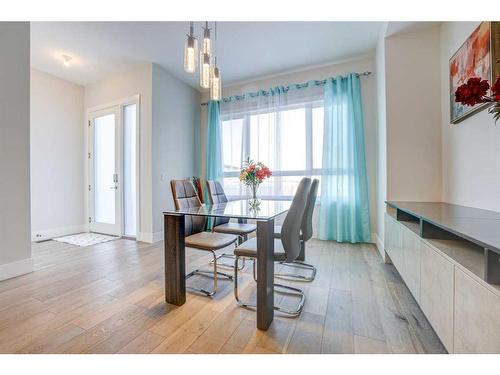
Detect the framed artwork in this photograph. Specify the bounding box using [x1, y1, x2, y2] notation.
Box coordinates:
[449, 22, 500, 124]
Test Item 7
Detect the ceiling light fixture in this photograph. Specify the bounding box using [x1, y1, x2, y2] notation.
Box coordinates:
[62, 54, 72, 67]
[183, 22, 222, 97]
[210, 23, 221, 100]
[183, 22, 198, 73]
[199, 22, 212, 89]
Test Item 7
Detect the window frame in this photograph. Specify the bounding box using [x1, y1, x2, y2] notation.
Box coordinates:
[221, 99, 324, 199]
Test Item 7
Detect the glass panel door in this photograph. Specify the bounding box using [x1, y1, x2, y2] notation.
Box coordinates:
[89, 106, 122, 235]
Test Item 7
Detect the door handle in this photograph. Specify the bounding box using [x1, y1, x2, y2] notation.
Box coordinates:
[110, 186, 118, 190]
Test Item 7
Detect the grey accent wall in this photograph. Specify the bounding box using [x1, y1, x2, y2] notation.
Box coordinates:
[152, 64, 200, 236]
[0, 23, 32, 274]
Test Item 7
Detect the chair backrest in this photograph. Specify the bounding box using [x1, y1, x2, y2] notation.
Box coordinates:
[281, 177, 311, 262]
[206, 180, 230, 226]
[170, 179, 206, 236]
[301, 178, 319, 242]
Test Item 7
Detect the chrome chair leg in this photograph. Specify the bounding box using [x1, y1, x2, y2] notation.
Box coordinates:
[273, 283, 306, 316]
[209, 242, 246, 270]
[210, 253, 246, 270]
[274, 260, 317, 282]
[186, 250, 233, 297]
[233, 256, 305, 317]
[233, 255, 255, 309]
[274, 240, 316, 282]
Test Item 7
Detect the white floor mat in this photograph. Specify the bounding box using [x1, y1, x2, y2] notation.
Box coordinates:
[54, 232, 119, 247]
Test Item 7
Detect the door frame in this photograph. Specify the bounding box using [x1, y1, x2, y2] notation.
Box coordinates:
[86, 94, 141, 238]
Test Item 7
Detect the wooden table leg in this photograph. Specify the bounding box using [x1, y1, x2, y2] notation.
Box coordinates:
[164, 213, 186, 306]
[256, 218, 274, 330]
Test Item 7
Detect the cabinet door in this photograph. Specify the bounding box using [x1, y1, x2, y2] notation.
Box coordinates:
[384, 214, 394, 260]
[454, 268, 500, 353]
[420, 242, 454, 352]
[391, 218, 404, 272]
[402, 229, 421, 302]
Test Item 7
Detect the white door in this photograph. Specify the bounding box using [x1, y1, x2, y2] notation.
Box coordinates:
[89, 106, 122, 235]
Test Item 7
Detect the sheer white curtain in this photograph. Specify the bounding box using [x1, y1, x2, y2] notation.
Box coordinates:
[220, 83, 324, 199]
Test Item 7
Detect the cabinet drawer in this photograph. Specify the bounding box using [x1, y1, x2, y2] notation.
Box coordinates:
[454, 268, 500, 353]
[420, 242, 454, 352]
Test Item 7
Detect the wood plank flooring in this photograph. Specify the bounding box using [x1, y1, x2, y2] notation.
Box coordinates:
[0, 238, 446, 354]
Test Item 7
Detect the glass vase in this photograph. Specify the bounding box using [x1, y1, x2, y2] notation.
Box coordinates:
[249, 184, 260, 209]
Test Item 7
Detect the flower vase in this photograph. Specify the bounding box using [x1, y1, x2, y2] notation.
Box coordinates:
[249, 184, 260, 209]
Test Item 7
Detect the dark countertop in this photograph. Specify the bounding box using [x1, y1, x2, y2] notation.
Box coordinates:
[386, 201, 500, 253]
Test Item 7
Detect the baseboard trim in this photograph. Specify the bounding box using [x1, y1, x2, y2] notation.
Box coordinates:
[0, 257, 34, 281]
[373, 232, 385, 259]
[32, 224, 88, 242]
[152, 231, 164, 243]
[137, 231, 163, 243]
[137, 232, 152, 243]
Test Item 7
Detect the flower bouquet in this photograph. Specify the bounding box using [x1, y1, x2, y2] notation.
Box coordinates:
[239, 159, 272, 208]
[455, 76, 500, 123]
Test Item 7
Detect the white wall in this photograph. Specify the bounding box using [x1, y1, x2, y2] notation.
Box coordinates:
[84, 63, 153, 241]
[30, 69, 85, 240]
[375, 24, 388, 256]
[200, 56, 379, 239]
[0, 22, 33, 281]
[151, 64, 200, 238]
[374, 25, 442, 258]
[385, 26, 443, 203]
[440, 22, 500, 212]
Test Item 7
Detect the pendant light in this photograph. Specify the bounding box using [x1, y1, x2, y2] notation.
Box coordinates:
[183, 22, 198, 73]
[199, 22, 212, 88]
[201, 21, 212, 56]
[210, 59, 221, 100]
[210, 22, 222, 100]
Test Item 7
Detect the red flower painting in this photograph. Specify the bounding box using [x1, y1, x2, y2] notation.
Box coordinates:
[449, 22, 492, 123]
[455, 76, 500, 123]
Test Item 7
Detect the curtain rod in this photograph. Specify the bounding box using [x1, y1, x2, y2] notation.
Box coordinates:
[200, 71, 372, 106]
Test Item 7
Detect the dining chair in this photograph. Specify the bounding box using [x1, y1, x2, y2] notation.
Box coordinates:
[170, 179, 238, 297]
[273, 178, 319, 282]
[232, 177, 312, 317]
[206, 180, 257, 269]
[207, 180, 257, 243]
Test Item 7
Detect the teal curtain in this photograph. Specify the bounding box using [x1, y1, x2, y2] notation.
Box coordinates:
[318, 74, 371, 243]
[204, 100, 223, 228]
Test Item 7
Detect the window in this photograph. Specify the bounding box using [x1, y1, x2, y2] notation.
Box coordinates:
[221, 100, 323, 199]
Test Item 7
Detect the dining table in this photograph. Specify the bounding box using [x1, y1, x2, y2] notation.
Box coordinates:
[163, 198, 291, 331]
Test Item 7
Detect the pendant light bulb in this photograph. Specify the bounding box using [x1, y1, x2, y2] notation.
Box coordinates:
[210, 63, 222, 101]
[201, 22, 212, 56]
[183, 22, 198, 73]
[200, 52, 211, 88]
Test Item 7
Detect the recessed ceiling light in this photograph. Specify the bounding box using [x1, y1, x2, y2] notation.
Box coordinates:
[62, 55, 72, 67]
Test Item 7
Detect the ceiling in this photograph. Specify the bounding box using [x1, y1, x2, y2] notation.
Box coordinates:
[30, 22, 384, 89]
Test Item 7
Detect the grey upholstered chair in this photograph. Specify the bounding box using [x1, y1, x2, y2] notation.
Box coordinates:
[170, 179, 238, 297]
[232, 177, 312, 317]
[273, 178, 319, 282]
[206, 180, 257, 269]
[207, 180, 257, 243]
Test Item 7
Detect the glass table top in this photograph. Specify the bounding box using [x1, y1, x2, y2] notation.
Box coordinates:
[164, 199, 291, 220]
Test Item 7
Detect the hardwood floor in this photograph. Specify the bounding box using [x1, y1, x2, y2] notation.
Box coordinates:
[0, 238, 446, 354]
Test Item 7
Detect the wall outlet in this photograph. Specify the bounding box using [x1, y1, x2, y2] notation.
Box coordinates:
[160, 174, 165, 182]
